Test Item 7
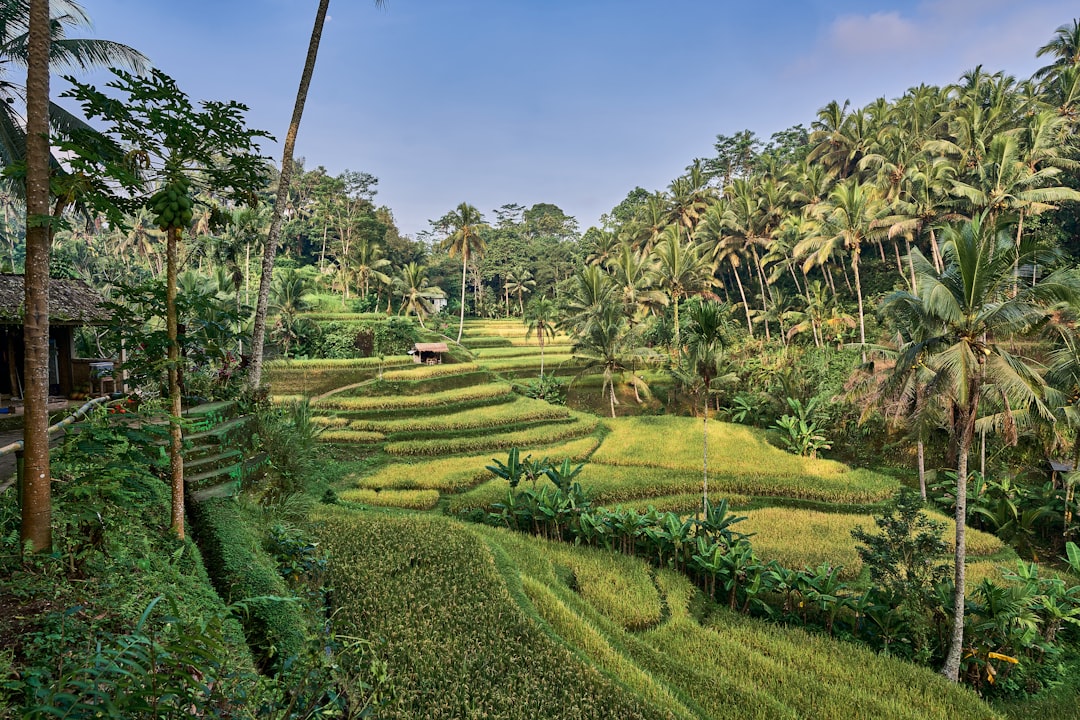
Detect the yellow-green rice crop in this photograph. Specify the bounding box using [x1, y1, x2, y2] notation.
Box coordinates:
[590, 416, 898, 503]
[317, 429, 386, 444]
[384, 412, 599, 457]
[347, 396, 570, 434]
[479, 354, 578, 371]
[312, 415, 350, 428]
[312, 509, 669, 719]
[313, 382, 512, 411]
[739, 508, 1005, 579]
[356, 436, 601, 494]
[473, 344, 574, 359]
[380, 362, 481, 381]
[266, 355, 412, 369]
[337, 488, 440, 510]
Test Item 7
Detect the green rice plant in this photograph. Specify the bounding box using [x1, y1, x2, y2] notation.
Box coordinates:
[356, 436, 601, 494]
[380, 362, 481, 381]
[611, 493, 753, 514]
[384, 412, 599, 457]
[460, 335, 514, 349]
[338, 488, 440, 510]
[739, 508, 1006, 580]
[266, 356, 413, 370]
[347, 397, 570, 434]
[317, 429, 386, 444]
[480, 354, 577, 371]
[472, 344, 575, 359]
[312, 415, 350, 428]
[312, 509, 669, 719]
[313, 382, 513, 412]
[590, 416, 898, 503]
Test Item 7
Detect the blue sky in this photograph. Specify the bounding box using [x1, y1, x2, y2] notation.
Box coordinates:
[68, 0, 1078, 237]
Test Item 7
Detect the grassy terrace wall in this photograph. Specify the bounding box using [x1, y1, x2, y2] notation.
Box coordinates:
[266, 356, 412, 396]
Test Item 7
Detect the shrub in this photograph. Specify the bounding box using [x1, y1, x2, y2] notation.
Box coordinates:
[189, 499, 306, 673]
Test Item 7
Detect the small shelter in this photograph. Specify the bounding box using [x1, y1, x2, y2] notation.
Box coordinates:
[0, 275, 111, 398]
[410, 342, 448, 365]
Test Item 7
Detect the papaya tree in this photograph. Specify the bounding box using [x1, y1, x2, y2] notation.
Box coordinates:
[59, 69, 271, 539]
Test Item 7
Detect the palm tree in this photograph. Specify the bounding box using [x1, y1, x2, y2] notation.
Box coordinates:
[505, 265, 535, 315]
[524, 296, 558, 377]
[395, 261, 443, 328]
[250, 0, 386, 389]
[681, 299, 732, 515]
[0, 0, 148, 176]
[1035, 19, 1080, 81]
[353, 236, 392, 299]
[606, 241, 667, 324]
[652, 226, 715, 349]
[571, 303, 643, 418]
[441, 202, 488, 342]
[559, 264, 614, 338]
[881, 215, 1078, 681]
[797, 178, 883, 360]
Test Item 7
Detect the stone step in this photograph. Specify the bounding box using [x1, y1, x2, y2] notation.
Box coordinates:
[184, 448, 243, 474]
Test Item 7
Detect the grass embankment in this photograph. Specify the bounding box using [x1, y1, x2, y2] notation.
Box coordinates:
[313, 509, 670, 720]
[314, 508, 999, 720]
[384, 411, 600, 457]
[313, 382, 513, 412]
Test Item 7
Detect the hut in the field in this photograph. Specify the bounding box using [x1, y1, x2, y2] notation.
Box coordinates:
[0, 275, 111, 398]
[409, 342, 449, 365]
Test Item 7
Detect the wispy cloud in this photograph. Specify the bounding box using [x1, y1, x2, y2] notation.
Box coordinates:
[826, 12, 921, 56]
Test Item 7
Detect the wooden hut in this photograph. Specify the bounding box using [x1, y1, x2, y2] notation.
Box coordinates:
[0, 275, 111, 398]
[410, 342, 449, 365]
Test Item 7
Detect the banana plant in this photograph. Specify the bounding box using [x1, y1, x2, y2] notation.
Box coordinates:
[486, 447, 530, 489]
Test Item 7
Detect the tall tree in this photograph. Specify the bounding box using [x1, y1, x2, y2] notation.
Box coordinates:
[19, 0, 50, 553]
[250, 0, 385, 389]
[881, 215, 1077, 681]
[441, 202, 488, 342]
[524, 295, 558, 377]
[681, 300, 730, 515]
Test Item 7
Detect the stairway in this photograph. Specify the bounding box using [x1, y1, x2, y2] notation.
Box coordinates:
[182, 401, 268, 503]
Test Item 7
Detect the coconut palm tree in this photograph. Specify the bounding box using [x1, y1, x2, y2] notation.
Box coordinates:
[0, 0, 148, 176]
[353, 235, 392, 299]
[395, 261, 443, 328]
[505, 265, 535, 316]
[571, 303, 644, 419]
[1035, 19, 1080, 81]
[441, 202, 488, 342]
[881, 214, 1079, 681]
[559, 264, 614, 338]
[524, 295, 558, 377]
[797, 178, 884, 360]
[652, 226, 715, 349]
[681, 299, 733, 515]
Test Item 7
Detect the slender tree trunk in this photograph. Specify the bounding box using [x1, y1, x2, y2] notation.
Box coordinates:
[608, 375, 616, 419]
[702, 393, 709, 516]
[917, 439, 926, 501]
[929, 227, 943, 273]
[892, 239, 904, 278]
[249, 0, 331, 389]
[457, 246, 467, 343]
[906, 237, 917, 294]
[539, 326, 545, 377]
[943, 388, 978, 682]
[166, 226, 185, 539]
[732, 260, 753, 336]
[852, 248, 866, 363]
[20, 0, 52, 553]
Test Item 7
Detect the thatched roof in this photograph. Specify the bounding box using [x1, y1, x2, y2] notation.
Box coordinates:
[412, 342, 449, 353]
[0, 275, 110, 325]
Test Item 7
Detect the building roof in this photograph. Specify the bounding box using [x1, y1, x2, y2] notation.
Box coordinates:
[0, 275, 111, 325]
[412, 342, 449, 353]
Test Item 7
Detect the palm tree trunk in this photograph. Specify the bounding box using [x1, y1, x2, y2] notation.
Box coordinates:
[851, 249, 866, 363]
[249, 0, 331, 389]
[732, 260, 753, 336]
[20, 0, 52, 553]
[457, 246, 467, 343]
[539, 328, 545, 377]
[917, 439, 926, 501]
[905, 237, 917, 293]
[702, 393, 709, 516]
[608, 375, 616, 419]
[929, 227, 943, 273]
[166, 226, 185, 539]
[943, 389, 978, 682]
